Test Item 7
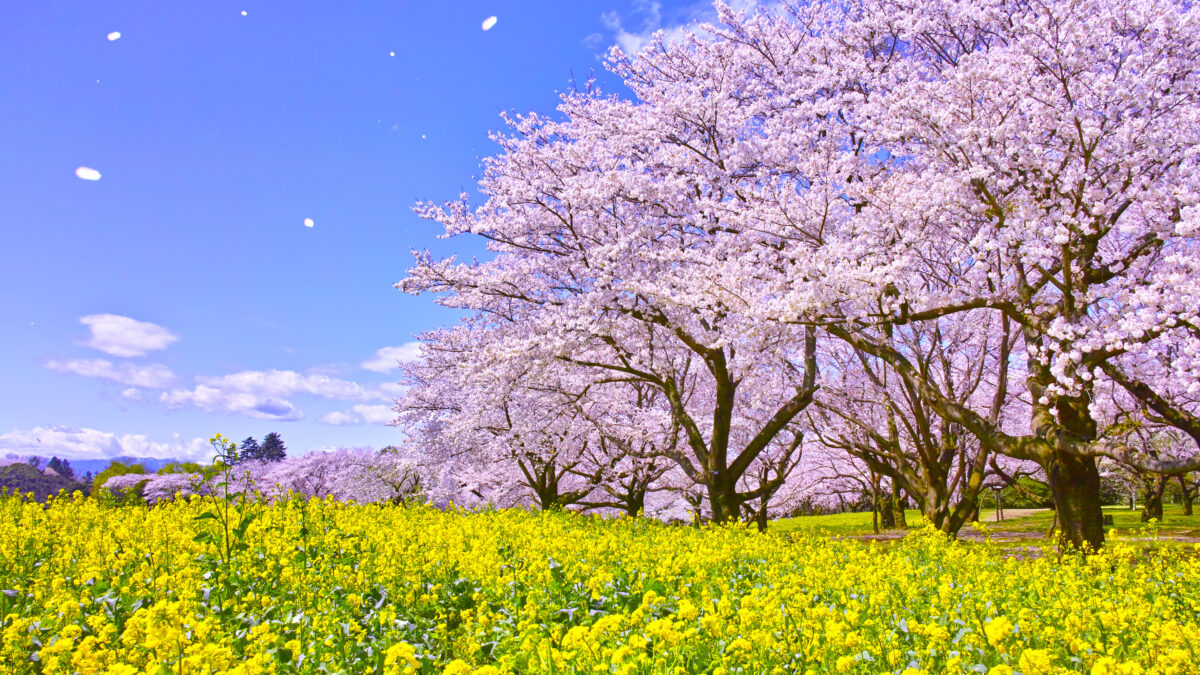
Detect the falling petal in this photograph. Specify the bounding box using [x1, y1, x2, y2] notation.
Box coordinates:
[241, 10, 248, 16]
[304, 218, 315, 228]
[481, 16, 498, 31]
[389, 51, 395, 56]
[107, 31, 121, 41]
[75, 167, 102, 181]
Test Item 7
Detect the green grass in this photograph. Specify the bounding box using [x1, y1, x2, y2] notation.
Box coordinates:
[771, 504, 1200, 538]
[770, 509, 924, 535]
[985, 504, 1200, 537]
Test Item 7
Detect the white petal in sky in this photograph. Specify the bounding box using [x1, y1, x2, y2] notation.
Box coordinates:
[303, 218, 315, 228]
[241, 10, 248, 16]
[107, 31, 121, 41]
[75, 166, 102, 181]
[389, 51, 395, 57]
[481, 16, 498, 31]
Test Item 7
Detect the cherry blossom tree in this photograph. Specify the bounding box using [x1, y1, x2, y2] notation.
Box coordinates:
[395, 0, 1200, 549]
[708, 0, 1200, 548]
[401, 15, 827, 522]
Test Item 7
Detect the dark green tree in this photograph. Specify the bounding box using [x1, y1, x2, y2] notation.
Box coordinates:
[238, 437, 259, 463]
[260, 432, 286, 462]
[47, 456, 75, 479]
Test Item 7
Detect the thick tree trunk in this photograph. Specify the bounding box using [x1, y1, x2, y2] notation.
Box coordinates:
[891, 490, 907, 529]
[879, 490, 896, 529]
[1046, 451, 1105, 550]
[1141, 475, 1166, 522]
[1181, 476, 1194, 516]
[707, 477, 742, 524]
[624, 487, 646, 517]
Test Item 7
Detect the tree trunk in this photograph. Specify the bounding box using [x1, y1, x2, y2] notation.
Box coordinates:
[879, 491, 896, 529]
[1180, 475, 1194, 516]
[1046, 451, 1105, 550]
[869, 472, 881, 534]
[624, 487, 646, 518]
[707, 476, 741, 524]
[1141, 475, 1166, 522]
[891, 489, 907, 529]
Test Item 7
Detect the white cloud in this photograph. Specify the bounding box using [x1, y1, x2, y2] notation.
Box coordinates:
[353, 404, 395, 425]
[45, 358, 175, 388]
[196, 370, 382, 400]
[160, 386, 303, 421]
[316, 404, 395, 426]
[360, 343, 422, 373]
[317, 411, 359, 426]
[80, 314, 178, 357]
[160, 368, 395, 421]
[75, 166, 102, 181]
[122, 388, 143, 400]
[0, 426, 212, 461]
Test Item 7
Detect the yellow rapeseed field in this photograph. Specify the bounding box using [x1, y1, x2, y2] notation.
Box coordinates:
[1, 492, 1197, 674]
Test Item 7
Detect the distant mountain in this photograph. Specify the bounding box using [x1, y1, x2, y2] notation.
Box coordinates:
[2, 456, 183, 479]
[0, 463, 89, 501]
[69, 456, 179, 477]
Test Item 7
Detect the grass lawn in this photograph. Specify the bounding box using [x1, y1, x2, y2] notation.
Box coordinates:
[770, 509, 925, 535]
[772, 504, 1200, 539]
[986, 503, 1200, 538]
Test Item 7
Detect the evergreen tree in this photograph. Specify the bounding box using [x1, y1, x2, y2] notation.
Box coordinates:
[239, 437, 259, 463]
[260, 432, 286, 462]
[47, 456, 75, 479]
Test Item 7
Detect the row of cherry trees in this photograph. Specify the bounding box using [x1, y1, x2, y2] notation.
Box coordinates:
[394, 0, 1200, 549]
[101, 447, 426, 506]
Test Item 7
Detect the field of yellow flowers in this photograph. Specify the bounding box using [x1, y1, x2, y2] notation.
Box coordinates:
[1, 493, 1197, 675]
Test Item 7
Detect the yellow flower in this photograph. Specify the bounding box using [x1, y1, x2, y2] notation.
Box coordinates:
[984, 616, 1015, 647]
[677, 599, 699, 622]
[443, 659, 474, 675]
[385, 641, 420, 675]
[1018, 648, 1053, 675]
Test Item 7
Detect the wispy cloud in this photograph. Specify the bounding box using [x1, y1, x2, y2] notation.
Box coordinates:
[360, 343, 423, 373]
[601, 0, 666, 55]
[80, 314, 178, 357]
[0, 426, 211, 461]
[45, 358, 175, 388]
[595, 0, 761, 56]
[354, 404, 395, 425]
[194, 370, 383, 401]
[160, 386, 303, 421]
[161, 369, 395, 421]
[317, 410, 359, 426]
[316, 404, 396, 426]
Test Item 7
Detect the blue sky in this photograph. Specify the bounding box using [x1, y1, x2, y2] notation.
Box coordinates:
[0, 0, 723, 462]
